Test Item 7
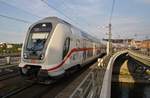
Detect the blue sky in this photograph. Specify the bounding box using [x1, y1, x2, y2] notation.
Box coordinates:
[0, 0, 150, 43]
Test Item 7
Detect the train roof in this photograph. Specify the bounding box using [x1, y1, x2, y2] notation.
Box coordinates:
[37, 17, 71, 25]
[37, 17, 101, 43]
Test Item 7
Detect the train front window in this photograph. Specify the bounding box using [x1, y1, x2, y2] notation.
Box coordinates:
[26, 23, 52, 51]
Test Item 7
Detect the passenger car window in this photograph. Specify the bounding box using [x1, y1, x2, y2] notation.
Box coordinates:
[63, 37, 70, 59]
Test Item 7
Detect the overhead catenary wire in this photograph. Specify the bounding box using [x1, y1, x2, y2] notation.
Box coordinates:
[59, 0, 93, 27]
[60, 0, 101, 39]
[41, 0, 90, 32]
[109, 0, 116, 24]
[0, 0, 42, 19]
[0, 14, 31, 24]
[41, 0, 78, 24]
[107, 0, 116, 55]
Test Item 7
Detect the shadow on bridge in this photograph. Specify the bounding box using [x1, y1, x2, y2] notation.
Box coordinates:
[112, 53, 149, 83]
[111, 53, 150, 98]
[111, 53, 127, 82]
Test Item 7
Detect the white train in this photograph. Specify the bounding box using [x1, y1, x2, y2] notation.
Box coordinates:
[19, 17, 104, 83]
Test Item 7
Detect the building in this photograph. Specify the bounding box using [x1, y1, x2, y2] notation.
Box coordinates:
[0, 42, 13, 49]
[141, 39, 150, 49]
[130, 40, 142, 49]
[103, 38, 133, 48]
[0, 42, 6, 48]
[6, 43, 13, 48]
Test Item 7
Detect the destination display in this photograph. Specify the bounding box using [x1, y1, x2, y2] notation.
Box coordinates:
[31, 23, 52, 32]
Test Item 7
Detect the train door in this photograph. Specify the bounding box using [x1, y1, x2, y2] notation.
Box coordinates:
[82, 39, 86, 63]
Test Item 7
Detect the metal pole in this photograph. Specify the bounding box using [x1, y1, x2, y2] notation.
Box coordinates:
[107, 24, 112, 55]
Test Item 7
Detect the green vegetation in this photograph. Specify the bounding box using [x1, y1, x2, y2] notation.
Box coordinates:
[0, 43, 22, 54]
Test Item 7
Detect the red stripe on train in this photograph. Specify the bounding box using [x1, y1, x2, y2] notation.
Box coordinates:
[47, 48, 94, 71]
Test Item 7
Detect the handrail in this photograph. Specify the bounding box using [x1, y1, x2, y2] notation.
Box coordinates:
[0, 57, 20, 66]
[69, 51, 127, 98]
[130, 49, 150, 57]
[69, 72, 94, 98]
[128, 50, 150, 66]
[69, 56, 109, 98]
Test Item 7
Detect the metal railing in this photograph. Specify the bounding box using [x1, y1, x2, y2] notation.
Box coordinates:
[70, 55, 110, 98]
[0, 58, 7, 66]
[70, 72, 95, 98]
[128, 50, 150, 68]
[69, 51, 128, 98]
[129, 49, 150, 57]
[0, 57, 20, 66]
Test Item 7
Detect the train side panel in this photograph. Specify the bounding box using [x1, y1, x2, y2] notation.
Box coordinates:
[44, 23, 69, 76]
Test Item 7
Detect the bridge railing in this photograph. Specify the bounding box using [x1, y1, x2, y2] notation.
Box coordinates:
[128, 50, 150, 69]
[0, 58, 7, 66]
[70, 55, 111, 98]
[69, 51, 128, 98]
[0, 53, 20, 58]
[130, 49, 150, 57]
[70, 72, 94, 98]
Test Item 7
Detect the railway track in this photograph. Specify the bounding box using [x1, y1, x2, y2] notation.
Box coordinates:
[0, 82, 35, 98]
[0, 62, 96, 98]
[0, 66, 19, 81]
[0, 72, 20, 81]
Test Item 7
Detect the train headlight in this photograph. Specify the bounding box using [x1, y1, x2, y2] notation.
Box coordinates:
[23, 53, 28, 59]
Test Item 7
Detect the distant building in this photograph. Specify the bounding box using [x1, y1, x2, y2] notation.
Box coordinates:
[141, 39, 150, 49]
[0, 42, 6, 48]
[130, 40, 142, 49]
[103, 38, 150, 52]
[0, 42, 13, 49]
[6, 44, 13, 48]
[103, 38, 133, 43]
[103, 38, 133, 48]
[130, 39, 150, 49]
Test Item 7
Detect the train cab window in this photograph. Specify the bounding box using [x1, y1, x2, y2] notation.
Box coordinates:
[26, 23, 52, 51]
[63, 37, 70, 59]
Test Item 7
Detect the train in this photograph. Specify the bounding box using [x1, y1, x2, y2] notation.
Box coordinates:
[19, 17, 105, 84]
